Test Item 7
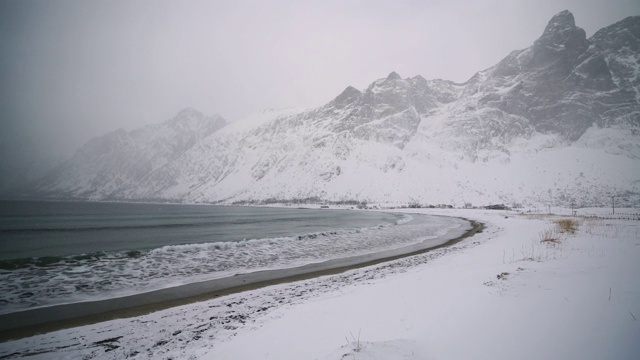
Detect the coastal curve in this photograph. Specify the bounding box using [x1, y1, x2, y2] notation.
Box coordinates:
[0, 215, 483, 341]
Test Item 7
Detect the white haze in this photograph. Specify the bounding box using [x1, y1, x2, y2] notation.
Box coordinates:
[0, 0, 638, 191]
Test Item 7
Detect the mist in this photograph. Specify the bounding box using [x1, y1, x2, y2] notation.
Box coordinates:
[1, 0, 638, 192]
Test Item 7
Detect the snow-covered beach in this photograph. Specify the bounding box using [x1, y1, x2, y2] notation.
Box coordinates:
[1, 207, 638, 359]
[0, 213, 471, 338]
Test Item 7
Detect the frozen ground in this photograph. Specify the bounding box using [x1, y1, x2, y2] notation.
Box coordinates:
[0, 208, 638, 359]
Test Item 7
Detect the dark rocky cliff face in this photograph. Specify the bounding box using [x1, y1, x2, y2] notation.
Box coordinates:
[462, 11, 639, 141]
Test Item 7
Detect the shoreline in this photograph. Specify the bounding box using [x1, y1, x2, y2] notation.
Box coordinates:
[0, 217, 483, 342]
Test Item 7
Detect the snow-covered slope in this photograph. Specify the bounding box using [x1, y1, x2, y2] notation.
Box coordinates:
[35, 11, 640, 207]
[35, 108, 226, 200]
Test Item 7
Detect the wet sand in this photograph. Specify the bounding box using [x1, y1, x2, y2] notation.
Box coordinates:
[0, 217, 483, 342]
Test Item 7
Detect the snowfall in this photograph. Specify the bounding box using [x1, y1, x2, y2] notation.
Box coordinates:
[0, 207, 638, 359]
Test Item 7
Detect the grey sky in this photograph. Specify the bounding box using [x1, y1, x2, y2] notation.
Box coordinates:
[1, 0, 639, 185]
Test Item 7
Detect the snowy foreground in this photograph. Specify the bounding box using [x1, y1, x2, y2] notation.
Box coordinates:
[1, 208, 639, 359]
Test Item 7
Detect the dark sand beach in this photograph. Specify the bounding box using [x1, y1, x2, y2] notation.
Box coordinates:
[0, 218, 483, 342]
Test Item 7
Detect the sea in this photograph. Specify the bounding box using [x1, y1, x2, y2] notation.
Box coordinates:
[0, 200, 458, 314]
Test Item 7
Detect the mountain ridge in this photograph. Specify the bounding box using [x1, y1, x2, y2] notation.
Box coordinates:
[34, 109, 226, 200]
[32, 11, 640, 207]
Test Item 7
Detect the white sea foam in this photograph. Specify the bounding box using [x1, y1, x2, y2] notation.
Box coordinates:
[0, 213, 458, 314]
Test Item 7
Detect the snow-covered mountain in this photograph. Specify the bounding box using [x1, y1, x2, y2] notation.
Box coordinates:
[35, 108, 226, 200]
[35, 11, 640, 207]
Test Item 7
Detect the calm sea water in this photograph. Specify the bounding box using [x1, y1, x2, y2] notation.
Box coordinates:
[0, 200, 457, 314]
[0, 200, 400, 261]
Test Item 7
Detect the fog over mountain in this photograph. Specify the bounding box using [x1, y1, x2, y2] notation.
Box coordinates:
[30, 11, 640, 208]
[3, 1, 639, 194]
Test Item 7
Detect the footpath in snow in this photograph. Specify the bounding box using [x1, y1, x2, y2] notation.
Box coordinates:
[0, 208, 638, 359]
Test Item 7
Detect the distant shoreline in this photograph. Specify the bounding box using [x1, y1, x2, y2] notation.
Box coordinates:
[0, 216, 483, 342]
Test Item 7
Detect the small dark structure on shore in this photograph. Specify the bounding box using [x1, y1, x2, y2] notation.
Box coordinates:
[484, 204, 512, 210]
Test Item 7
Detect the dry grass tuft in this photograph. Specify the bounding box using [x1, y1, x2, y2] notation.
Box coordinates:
[345, 329, 362, 353]
[539, 227, 560, 243]
[556, 219, 579, 234]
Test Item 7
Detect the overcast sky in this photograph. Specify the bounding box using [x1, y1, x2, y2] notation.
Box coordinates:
[1, 0, 639, 181]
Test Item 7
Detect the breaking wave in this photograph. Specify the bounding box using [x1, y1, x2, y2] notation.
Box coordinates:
[0, 213, 461, 314]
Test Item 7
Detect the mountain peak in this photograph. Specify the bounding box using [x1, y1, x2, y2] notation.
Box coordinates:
[386, 71, 401, 81]
[546, 10, 575, 30]
[535, 10, 587, 52]
[175, 108, 204, 120]
[333, 86, 362, 105]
